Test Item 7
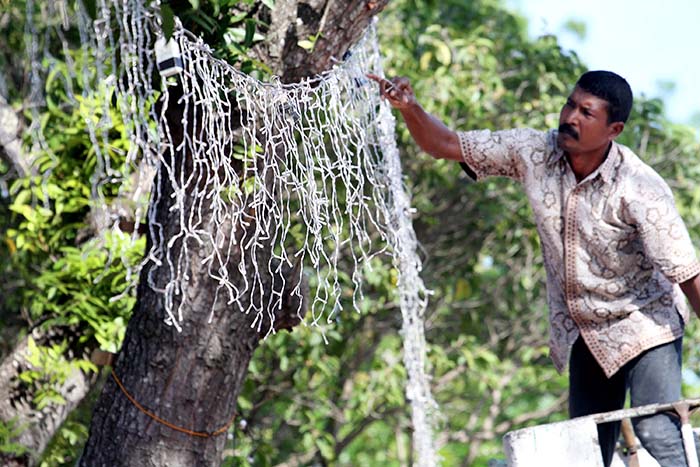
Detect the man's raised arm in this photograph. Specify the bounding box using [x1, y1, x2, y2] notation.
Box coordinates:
[367, 74, 462, 161]
[680, 274, 700, 319]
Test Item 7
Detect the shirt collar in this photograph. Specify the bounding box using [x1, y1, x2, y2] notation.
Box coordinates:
[546, 130, 566, 166]
[546, 129, 620, 184]
[596, 142, 620, 183]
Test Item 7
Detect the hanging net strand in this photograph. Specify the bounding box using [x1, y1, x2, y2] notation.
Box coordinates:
[22, 2, 440, 465]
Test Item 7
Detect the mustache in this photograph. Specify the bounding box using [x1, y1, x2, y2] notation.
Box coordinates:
[558, 123, 579, 140]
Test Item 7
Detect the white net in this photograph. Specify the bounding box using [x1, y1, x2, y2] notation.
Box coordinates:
[21, 1, 439, 465]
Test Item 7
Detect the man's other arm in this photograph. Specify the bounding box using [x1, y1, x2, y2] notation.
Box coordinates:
[680, 274, 700, 319]
[367, 74, 462, 161]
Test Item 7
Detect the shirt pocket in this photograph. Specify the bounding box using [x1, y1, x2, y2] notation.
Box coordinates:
[578, 214, 639, 279]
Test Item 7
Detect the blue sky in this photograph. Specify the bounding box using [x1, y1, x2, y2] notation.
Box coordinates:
[506, 0, 700, 126]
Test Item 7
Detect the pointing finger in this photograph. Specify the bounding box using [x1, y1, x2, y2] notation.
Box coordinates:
[366, 73, 397, 94]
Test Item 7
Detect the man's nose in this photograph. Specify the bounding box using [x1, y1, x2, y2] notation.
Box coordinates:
[564, 110, 580, 126]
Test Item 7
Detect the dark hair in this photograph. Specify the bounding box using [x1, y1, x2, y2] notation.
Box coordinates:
[576, 70, 633, 123]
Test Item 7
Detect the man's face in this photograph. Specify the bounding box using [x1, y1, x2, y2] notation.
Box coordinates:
[557, 86, 623, 154]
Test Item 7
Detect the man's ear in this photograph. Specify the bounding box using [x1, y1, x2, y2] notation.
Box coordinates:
[609, 121, 625, 140]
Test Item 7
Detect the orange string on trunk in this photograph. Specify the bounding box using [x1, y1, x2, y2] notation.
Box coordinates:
[111, 369, 236, 438]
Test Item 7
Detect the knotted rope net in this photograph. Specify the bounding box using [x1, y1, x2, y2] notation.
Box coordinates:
[20, 0, 439, 464]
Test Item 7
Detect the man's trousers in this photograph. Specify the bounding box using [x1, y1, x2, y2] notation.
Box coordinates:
[568, 336, 687, 467]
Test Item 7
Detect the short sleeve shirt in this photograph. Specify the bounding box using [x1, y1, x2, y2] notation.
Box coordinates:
[458, 128, 700, 377]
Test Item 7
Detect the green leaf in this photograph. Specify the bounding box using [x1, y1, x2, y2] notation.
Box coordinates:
[161, 4, 175, 40]
[18, 372, 35, 384]
[228, 12, 247, 25]
[298, 40, 315, 51]
[237, 395, 253, 410]
[188, 0, 200, 9]
[434, 40, 452, 65]
[244, 19, 256, 47]
[242, 176, 257, 195]
[188, 11, 217, 34]
[226, 27, 246, 44]
[419, 51, 432, 70]
[316, 434, 335, 460]
[26, 337, 39, 364]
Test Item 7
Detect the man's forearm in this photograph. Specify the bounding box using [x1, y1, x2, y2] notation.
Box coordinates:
[399, 103, 461, 161]
[367, 74, 462, 161]
[680, 273, 700, 319]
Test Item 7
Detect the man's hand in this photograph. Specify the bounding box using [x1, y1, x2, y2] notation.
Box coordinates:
[366, 74, 416, 110]
[680, 274, 700, 319]
[366, 73, 462, 161]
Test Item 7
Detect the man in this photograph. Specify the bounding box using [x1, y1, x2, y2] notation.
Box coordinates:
[369, 70, 700, 466]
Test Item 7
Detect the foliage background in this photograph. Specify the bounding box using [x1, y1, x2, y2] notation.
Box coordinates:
[1, 0, 700, 465]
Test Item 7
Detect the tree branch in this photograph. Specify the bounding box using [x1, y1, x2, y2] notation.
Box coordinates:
[0, 327, 97, 466]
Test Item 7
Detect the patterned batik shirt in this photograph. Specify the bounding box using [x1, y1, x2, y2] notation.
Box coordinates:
[458, 128, 700, 377]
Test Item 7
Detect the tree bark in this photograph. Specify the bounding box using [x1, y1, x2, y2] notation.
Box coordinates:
[0, 96, 30, 179]
[79, 2, 388, 465]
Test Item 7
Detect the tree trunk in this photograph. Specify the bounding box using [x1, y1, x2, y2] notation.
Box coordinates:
[79, 2, 388, 465]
